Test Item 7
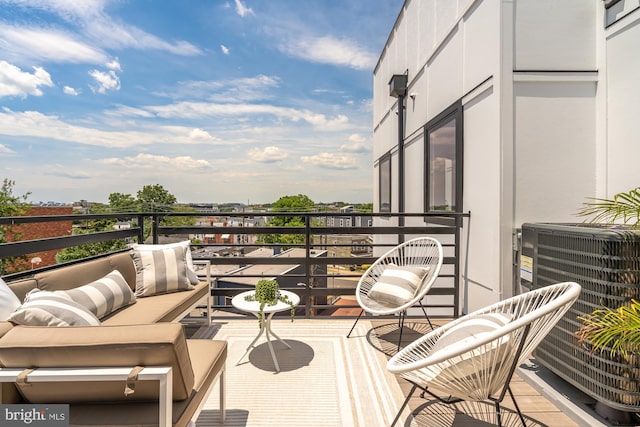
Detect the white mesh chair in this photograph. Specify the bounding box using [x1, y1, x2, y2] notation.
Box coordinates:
[347, 237, 443, 351]
[386, 281, 581, 427]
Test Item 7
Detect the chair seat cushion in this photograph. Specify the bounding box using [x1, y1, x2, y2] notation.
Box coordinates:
[368, 265, 430, 307]
[411, 312, 513, 400]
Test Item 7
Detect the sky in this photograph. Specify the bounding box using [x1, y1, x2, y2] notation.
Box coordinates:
[0, 0, 403, 205]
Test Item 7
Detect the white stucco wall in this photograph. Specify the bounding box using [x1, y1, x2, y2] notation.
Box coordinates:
[374, 0, 505, 314]
[514, 0, 597, 70]
[372, 0, 637, 313]
[605, 12, 640, 196]
[514, 79, 598, 225]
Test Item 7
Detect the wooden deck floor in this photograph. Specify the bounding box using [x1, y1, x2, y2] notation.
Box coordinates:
[368, 318, 582, 427]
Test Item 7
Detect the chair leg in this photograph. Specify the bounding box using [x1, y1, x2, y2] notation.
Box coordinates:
[495, 401, 504, 427]
[347, 309, 364, 338]
[390, 383, 417, 427]
[419, 302, 434, 329]
[508, 386, 527, 427]
[397, 311, 406, 352]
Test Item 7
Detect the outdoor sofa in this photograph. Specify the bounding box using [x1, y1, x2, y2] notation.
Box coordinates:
[0, 243, 226, 427]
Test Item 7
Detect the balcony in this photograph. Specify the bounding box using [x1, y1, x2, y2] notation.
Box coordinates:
[0, 211, 625, 426]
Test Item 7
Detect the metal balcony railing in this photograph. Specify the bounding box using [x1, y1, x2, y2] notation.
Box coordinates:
[0, 211, 470, 319]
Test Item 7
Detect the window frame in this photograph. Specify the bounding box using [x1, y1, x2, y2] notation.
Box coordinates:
[378, 151, 392, 213]
[424, 100, 463, 213]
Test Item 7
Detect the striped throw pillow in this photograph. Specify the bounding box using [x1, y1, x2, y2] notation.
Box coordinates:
[130, 245, 194, 297]
[59, 270, 136, 319]
[7, 289, 100, 327]
[368, 265, 430, 307]
[132, 241, 200, 285]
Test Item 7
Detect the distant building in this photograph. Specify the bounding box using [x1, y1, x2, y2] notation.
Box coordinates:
[3, 206, 73, 273]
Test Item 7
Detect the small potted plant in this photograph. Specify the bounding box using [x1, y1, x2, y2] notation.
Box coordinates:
[244, 279, 295, 327]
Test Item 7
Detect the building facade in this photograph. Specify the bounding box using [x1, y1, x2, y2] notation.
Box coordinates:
[373, 0, 640, 313]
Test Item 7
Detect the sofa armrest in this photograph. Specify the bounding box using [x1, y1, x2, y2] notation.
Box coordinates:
[0, 366, 174, 427]
[192, 260, 212, 324]
[0, 323, 194, 403]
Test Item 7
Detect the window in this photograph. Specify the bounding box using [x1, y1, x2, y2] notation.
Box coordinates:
[425, 101, 463, 212]
[379, 152, 392, 213]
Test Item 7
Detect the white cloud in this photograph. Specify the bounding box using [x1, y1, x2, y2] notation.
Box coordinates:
[301, 153, 358, 170]
[0, 61, 53, 98]
[106, 58, 122, 71]
[44, 170, 91, 179]
[234, 0, 255, 17]
[168, 75, 280, 102]
[0, 23, 110, 65]
[249, 146, 288, 163]
[0, 109, 222, 148]
[0, 3, 202, 61]
[100, 153, 212, 170]
[107, 105, 155, 119]
[0, 143, 15, 154]
[340, 133, 369, 153]
[188, 128, 217, 142]
[221, 45, 230, 55]
[88, 69, 120, 94]
[279, 35, 376, 70]
[63, 86, 80, 96]
[146, 101, 349, 130]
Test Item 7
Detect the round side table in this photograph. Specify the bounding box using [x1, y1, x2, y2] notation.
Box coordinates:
[231, 290, 300, 372]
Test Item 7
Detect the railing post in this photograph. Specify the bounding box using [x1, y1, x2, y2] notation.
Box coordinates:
[152, 214, 159, 244]
[304, 213, 313, 318]
[137, 214, 145, 244]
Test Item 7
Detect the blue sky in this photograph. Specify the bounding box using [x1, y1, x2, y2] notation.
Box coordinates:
[0, 0, 402, 205]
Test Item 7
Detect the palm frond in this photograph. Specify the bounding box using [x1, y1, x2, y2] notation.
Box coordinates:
[576, 299, 640, 358]
[577, 187, 640, 228]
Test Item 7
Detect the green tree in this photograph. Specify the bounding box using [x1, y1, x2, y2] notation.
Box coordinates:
[109, 192, 139, 212]
[259, 194, 315, 246]
[137, 184, 177, 212]
[0, 179, 31, 274]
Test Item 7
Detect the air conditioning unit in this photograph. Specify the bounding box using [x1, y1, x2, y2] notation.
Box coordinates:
[521, 223, 640, 412]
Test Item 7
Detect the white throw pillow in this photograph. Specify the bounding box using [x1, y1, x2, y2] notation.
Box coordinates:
[368, 265, 430, 307]
[58, 270, 136, 319]
[130, 244, 194, 297]
[8, 289, 101, 327]
[0, 277, 21, 321]
[427, 312, 513, 382]
[132, 241, 199, 285]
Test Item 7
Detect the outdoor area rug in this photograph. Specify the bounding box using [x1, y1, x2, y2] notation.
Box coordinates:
[192, 319, 410, 426]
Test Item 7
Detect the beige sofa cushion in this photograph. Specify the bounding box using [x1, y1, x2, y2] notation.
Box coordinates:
[7, 278, 38, 303]
[66, 339, 227, 427]
[0, 323, 195, 403]
[101, 280, 208, 325]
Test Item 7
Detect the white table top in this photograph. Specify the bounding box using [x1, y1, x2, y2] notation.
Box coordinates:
[232, 290, 300, 315]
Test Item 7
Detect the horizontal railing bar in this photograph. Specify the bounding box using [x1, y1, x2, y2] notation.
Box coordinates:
[159, 225, 458, 235]
[0, 213, 143, 225]
[0, 229, 140, 259]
